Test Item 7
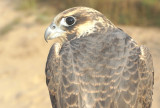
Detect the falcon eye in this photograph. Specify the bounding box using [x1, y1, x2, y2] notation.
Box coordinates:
[65, 16, 76, 26]
[60, 16, 76, 27]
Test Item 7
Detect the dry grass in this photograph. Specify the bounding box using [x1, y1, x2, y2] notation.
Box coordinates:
[0, 18, 21, 36]
[16, 0, 160, 26]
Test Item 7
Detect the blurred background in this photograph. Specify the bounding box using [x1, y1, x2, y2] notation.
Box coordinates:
[0, 0, 160, 108]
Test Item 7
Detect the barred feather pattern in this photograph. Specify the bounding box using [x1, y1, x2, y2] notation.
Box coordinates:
[45, 28, 154, 108]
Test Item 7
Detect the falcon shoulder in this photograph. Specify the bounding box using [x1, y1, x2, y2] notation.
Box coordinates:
[102, 28, 154, 108]
[137, 46, 154, 108]
[45, 43, 62, 108]
[102, 28, 141, 108]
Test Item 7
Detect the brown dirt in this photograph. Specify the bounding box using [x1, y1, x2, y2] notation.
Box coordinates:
[0, 0, 160, 108]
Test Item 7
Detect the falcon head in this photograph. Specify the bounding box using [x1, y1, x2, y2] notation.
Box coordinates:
[44, 7, 115, 43]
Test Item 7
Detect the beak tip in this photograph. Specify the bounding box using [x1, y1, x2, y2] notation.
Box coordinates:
[44, 35, 48, 43]
[45, 40, 48, 43]
[44, 27, 50, 43]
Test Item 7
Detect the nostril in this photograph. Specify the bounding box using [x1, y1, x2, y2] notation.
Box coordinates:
[51, 25, 55, 29]
[50, 23, 56, 29]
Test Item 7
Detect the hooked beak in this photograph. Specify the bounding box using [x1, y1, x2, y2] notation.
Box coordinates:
[44, 23, 65, 42]
[44, 27, 51, 42]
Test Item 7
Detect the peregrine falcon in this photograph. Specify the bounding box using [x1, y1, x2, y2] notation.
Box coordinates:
[44, 7, 154, 108]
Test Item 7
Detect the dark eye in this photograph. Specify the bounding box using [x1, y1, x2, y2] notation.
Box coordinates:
[66, 16, 76, 26]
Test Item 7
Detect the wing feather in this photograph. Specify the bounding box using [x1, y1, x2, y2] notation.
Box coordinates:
[137, 46, 154, 108]
[45, 43, 61, 108]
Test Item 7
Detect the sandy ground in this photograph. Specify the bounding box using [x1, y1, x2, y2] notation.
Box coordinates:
[0, 0, 160, 108]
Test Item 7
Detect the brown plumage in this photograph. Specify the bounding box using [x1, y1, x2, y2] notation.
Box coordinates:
[44, 7, 154, 108]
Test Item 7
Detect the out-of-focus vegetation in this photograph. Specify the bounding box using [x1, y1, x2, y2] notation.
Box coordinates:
[0, 18, 21, 36]
[17, 0, 160, 26]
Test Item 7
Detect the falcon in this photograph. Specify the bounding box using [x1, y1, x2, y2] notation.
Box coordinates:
[44, 7, 154, 108]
